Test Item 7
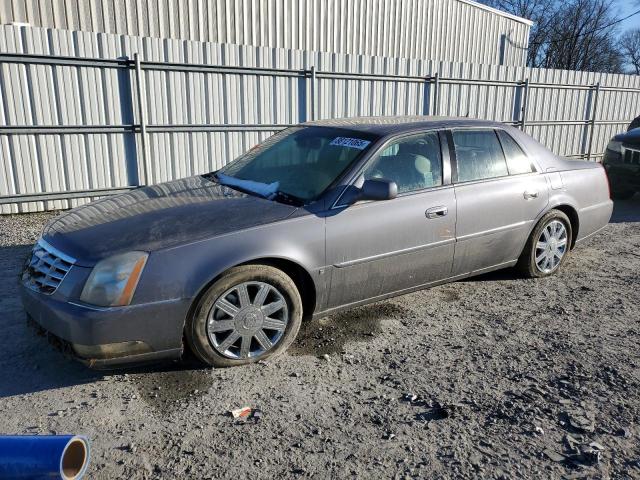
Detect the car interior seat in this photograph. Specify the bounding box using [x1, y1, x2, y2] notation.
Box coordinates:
[368, 138, 441, 191]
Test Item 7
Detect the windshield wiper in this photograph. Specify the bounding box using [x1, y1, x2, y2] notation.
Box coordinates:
[271, 190, 305, 206]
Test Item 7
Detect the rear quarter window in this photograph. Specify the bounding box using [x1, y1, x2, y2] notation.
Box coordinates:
[497, 130, 534, 175]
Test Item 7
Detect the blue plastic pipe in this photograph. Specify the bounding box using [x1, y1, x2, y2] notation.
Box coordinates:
[0, 435, 90, 479]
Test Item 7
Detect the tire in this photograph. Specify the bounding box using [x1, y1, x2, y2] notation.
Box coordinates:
[517, 210, 572, 278]
[185, 264, 303, 367]
[611, 188, 635, 200]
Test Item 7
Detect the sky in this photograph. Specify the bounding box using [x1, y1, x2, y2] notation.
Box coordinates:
[616, 0, 639, 33]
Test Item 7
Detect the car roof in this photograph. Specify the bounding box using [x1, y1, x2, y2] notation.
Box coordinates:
[301, 115, 507, 136]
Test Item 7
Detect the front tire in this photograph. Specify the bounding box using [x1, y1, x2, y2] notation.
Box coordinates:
[185, 265, 303, 367]
[518, 210, 572, 278]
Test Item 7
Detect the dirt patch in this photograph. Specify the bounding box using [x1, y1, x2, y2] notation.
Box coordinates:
[289, 302, 408, 356]
[1, 199, 639, 479]
[131, 367, 215, 414]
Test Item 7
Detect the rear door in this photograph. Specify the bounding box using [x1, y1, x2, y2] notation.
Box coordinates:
[324, 130, 456, 309]
[450, 128, 549, 275]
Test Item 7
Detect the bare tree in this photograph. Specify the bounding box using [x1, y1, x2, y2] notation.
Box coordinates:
[479, 0, 624, 73]
[540, 0, 623, 72]
[481, 0, 556, 66]
[619, 29, 640, 74]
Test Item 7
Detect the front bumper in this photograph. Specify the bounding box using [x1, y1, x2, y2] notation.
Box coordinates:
[21, 284, 191, 369]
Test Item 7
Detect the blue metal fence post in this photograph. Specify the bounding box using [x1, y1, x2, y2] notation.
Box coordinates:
[520, 78, 529, 130]
[133, 53, 150, 184]
[587, 83, 601, 162]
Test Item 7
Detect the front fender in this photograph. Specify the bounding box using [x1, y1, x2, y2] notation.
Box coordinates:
[134, 214, 325, 305]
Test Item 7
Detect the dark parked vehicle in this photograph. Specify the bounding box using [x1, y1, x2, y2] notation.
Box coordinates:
[603, 127, 640, 199]
[21, 117, 613, 368]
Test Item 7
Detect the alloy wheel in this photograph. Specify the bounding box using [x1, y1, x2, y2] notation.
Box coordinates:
[535, 220, 568, 274]
[207, 281, 289, 359]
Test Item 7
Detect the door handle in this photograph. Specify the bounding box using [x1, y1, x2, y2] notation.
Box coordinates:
[426, 206, 448, 219]
[523, 190, 539, 199]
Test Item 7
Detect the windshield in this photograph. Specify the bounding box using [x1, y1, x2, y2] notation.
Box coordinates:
[217, 126, 379, 203]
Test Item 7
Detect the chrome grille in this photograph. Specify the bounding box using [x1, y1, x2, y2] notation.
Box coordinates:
[22, 239, 76, 295]
[623, 147, 640, 165]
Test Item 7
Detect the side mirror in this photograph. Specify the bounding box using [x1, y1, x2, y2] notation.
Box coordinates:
[360, 179, 398, 201]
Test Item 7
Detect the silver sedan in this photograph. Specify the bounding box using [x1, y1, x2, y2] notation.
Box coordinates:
[21, 116, 613, 368]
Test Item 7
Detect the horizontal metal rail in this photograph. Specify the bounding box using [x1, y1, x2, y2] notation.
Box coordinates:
[439, 78, 523, 87]
[141, 61, 307, 77]
[0, 120, 630, 135]
[316, 70, 431, 83]
[0, 187, 137, 205]
[0, 125, 135, 134]
[528, 83, 593, 91]
[3, 52, 639, 92]
[1, 51, 637, 209]
[146, 124, 293, 133]
[0, 52, 129, 69]
[0, 124, 293, 135]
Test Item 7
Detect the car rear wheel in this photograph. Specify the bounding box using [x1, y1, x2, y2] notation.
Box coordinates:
[185, 265, 302, 367]
[518, 210, 572, 278]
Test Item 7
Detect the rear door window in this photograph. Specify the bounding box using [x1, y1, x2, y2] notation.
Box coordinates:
[452, 129, 509, 183]
[497, 130, 534, 175]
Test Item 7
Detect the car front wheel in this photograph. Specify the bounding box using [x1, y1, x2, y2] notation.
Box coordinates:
[185, 265, 303, 367]
[518, 210, 572, 278]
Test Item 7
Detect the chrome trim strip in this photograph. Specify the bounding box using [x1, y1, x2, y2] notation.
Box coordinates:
[68, 297, 184, 311]
[317, 259, 519, 317]
[23, 238, 77, 295]
[333, 237, 455, 268]
[333, 184, 455, 210]
[456, 220, 528, 242]
[37, 238, 77, 265]
[578, 200, 614, 214]
[575, 223, 609, 245]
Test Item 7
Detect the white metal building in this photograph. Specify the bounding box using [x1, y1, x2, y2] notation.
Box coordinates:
[0, 0, 532, 66]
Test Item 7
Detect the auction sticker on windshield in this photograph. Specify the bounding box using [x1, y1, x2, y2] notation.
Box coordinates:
[330, 137, 371, 150]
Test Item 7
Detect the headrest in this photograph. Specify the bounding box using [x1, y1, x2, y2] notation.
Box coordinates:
[398, 140, 427, 156]
[414, 155, 432, 174]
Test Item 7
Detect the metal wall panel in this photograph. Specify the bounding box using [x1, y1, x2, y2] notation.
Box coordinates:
[0, 0, 531, 66]
[1, 24, 639, 214]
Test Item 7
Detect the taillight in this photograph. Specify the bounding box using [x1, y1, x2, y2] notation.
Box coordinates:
[599, 163, 611, 199]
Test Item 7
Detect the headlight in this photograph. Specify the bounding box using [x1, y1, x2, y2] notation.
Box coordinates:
[606, 140, 622, 153]
[80, 252, 148, 307]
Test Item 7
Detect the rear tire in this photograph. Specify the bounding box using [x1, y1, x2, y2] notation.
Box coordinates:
[517, 210, 572, 278]
[185, 265, 303, 368]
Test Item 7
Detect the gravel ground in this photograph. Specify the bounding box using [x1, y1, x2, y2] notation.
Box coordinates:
[0, 199, 639, 479]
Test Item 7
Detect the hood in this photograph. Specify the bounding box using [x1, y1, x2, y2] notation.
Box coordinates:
[614, 128, 640, 146]
[43, 176, 298, 265]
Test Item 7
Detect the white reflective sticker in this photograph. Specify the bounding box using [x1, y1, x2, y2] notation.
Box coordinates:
[329, 137, 371, 150]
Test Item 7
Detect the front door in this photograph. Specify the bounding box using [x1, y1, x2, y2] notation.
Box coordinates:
[325, 131, 457, 310]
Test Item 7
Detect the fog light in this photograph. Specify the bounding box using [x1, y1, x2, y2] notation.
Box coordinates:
[72, 341, 151, 359]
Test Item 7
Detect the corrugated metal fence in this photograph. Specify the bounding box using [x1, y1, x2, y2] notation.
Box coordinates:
[0, 0, 531, 67]
[1, 24, 640, 213]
